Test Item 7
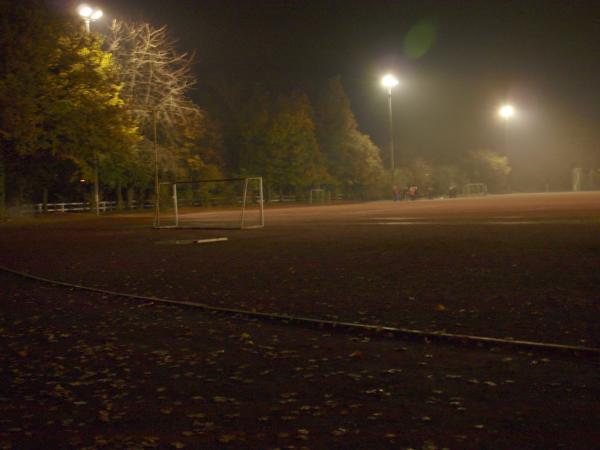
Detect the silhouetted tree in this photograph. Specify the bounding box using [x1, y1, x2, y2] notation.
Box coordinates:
[315, 76, 385, 198]
[237, 91, 328, 199]
[464, 149, 511, 193]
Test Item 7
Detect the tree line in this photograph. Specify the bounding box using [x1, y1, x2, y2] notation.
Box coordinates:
[0, 1, 509, 215]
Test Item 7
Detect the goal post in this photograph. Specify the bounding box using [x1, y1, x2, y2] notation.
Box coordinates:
[154, 177, 264, 229]
[463, 183, 488, 196]
[309, 188, 328, 204]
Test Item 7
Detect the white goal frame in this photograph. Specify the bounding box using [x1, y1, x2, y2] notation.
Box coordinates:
[309, 188, 326, 204]
[463, 183, 488, 196]
[154, 177, 265, 229]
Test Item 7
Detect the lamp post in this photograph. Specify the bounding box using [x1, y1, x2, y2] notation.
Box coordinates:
[78, 4, 103, 215]
[78, 4, 103, 34]
[498, 103, 515, 192]
[498, 103, 515, 152]
[381, 74, 399, 192]
[152, 109, 160, 227]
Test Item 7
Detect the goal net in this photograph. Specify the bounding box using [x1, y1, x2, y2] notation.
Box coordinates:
[155, 177, 264, 229]
[309, 188, 327, 204]
[463, 183, 488, 196]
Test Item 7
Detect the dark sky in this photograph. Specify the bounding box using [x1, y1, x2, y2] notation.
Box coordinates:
[52, 0, 600, 188]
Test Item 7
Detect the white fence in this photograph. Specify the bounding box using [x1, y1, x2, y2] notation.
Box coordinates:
[19, 193, 344, 214]
[19, 201, 152, 214]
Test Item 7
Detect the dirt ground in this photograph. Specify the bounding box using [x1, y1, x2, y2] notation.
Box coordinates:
[1, 192, 600, 449]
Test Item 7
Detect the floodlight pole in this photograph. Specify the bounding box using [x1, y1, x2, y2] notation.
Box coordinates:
[79, 6, 101, 216]
[387, 87, 395, 189]
[381, 74, 399, 192]
[93, 151, 100, 215]
[153, 109, 160, 227]
[498, 104, 515, 193]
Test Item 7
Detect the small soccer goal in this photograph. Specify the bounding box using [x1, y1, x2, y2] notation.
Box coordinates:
[309, 188, 327, 204]
[155, 177, 264, 229]
[463, 183, 488, 196]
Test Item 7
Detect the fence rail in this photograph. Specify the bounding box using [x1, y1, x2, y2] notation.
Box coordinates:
[19, 194, 345, 214]
[19, 201, 152, 214]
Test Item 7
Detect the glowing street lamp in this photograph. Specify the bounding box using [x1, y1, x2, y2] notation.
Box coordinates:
[498, 104, 515, 120]
[381, 74, 399, 192]
[78, 4, 103, 34]
[381, 74, 399, 90]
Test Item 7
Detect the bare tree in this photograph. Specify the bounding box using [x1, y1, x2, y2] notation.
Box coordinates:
[107, 20, 202, 144]
[107, 20, 205, 221]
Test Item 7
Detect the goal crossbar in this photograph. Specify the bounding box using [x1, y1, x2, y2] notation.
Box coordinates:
[154, 177, 265, 229]
[159, 177, 251, 185]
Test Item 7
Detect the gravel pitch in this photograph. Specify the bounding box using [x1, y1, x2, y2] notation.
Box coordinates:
[1, 192, 600, 448]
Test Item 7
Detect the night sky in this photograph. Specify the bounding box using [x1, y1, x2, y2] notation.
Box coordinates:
[50, 0, 600, 188]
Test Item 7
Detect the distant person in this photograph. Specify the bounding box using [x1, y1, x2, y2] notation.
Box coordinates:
[392, 186, 400, 201]
[409, 185, 418, 200]
[448, 185, 457, 198]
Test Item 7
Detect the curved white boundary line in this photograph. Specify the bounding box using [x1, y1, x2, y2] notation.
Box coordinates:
[1, 265, 598, 357]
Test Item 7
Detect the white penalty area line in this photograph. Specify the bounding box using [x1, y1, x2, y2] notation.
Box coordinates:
[363, 219, 597, 226]
[194, 237, 228, 244]
[368, 221, 542, 226]
[156, 237, 228, 245]
[1, 265, 599, 357]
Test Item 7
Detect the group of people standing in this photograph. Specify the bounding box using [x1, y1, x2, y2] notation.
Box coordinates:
[392, 185, 420, 201]
[392, 184, 459, 201]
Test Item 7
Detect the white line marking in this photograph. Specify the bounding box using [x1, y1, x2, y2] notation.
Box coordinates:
[363, 220, 591, 226]
[345, 209, 387, 215]
[193, 237, 229, 244]
[375, 217, 427, 220]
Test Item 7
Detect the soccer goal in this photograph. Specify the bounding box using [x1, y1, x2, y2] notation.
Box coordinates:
[309, 188, 327, 204]
[154, 177, 264, 229]
[463, 183, 488, 196]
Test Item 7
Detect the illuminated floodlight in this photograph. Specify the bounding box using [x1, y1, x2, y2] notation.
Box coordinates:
[78, 4, 93, 18]
[381, 74, 399, 90]
[90, 9, 103, 20]
[78, 4, 103, 34]
[498, 104, 515, 120]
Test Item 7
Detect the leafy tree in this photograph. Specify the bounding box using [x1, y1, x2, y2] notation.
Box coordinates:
[0, 2, 138, 213]
[393, 167, 413, 191]
[268, 93, 327, 194]
[207, 82, 270, 176]
[409, 158, 435, 189]
[43, 28, 139, 205]
[314, 76, 385, 198]
[233, 86, 271, 182]
[0, 0, 52, 214]
[463, 149, 511, 193]
[434, 164, 467, 195]
[238, 92, 327, 199]
[177, 115, 224, 181]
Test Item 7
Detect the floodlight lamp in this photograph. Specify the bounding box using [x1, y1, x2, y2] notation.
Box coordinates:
[381, 74, 399, 89]
[499, 104, 515, 120]
[90, 9, 103, 20]
[78, 4, 93, 18]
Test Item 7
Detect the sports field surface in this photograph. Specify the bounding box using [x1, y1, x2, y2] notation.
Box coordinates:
[1, 191, 600, 449]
